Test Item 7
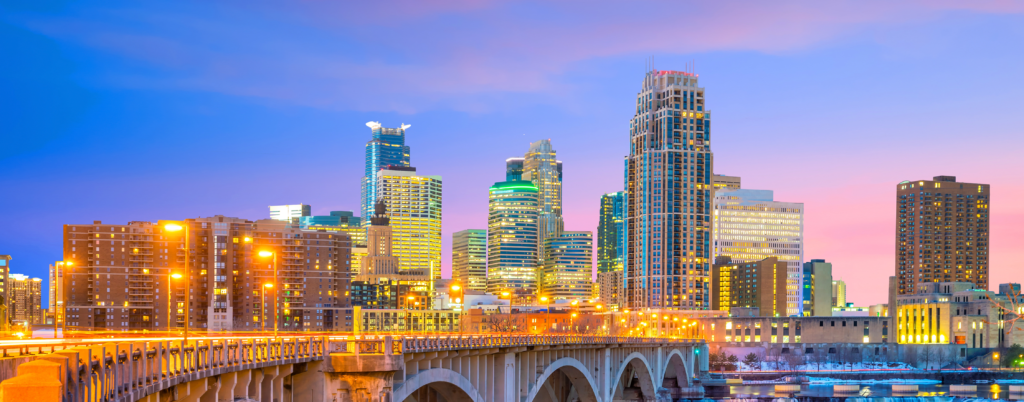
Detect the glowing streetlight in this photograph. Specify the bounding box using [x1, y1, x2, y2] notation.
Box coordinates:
[164, 223, 191, 344]
[258, 251, 278, 338]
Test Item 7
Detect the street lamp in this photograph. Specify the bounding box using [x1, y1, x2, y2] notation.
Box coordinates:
[406, 295, 416, 333]
[500, 291, 513, 334]
[262, 283, 273, 332]
[169, 273, 183, 339]
[540, 296, 550, 333]
[164, 223, 190, 343]
[258, 250, 278, 339]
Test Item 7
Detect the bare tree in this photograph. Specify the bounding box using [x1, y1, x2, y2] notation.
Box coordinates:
[937, 347, 950, 371]
[766, 348, 785, 371]
[785, 350, 805, 372]
[919, 346, 937, 370]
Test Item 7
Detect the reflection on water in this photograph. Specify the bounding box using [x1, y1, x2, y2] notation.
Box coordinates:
[691, 384, 1020, 401]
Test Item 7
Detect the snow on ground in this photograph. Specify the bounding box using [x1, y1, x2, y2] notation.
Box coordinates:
[806, 377, 941, 385]
[732, 361, 913, 371]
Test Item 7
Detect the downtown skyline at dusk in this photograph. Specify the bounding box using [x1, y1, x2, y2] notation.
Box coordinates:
[3, 1, 1024, 308]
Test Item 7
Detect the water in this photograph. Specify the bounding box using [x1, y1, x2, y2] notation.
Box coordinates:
[695, 384, 1022, 401]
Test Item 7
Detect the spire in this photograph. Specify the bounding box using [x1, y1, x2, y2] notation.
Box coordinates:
[370, 198, 390, 226]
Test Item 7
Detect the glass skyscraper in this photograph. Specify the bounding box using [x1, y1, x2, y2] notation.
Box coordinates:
[486, 180, 540, 295]
[625, 69, 712, 310]
[361, 121, 411, 224]
[597, 191, 626, 273]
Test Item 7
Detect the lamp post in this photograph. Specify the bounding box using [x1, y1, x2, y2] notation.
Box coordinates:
[539, 296, 549, 334]
[406, 295, 415, 333]
[258, 250, 278, 339]
[169, 273, 182, 336]
[164, 223, 190, 343]
[262, 283, 273, 332]
[449, 283, 463, 334]
[570, 299, 579, 333]
[500, 291, 512, 334]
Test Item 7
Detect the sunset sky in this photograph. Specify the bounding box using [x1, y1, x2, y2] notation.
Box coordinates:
[3, 1, 1023, 306]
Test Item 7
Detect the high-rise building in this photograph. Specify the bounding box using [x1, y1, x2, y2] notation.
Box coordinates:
[540, 231, 594, 300]
[712, 174, 741, 191]
[9, 274, 43, 324]
[802, 259, 833, 317]
[452, 229, 487, 292]
[361, 122, 412, 225]
[597, 192, 627, 273]
[486, 180, 540, 294]
[625, 69, 713, 310]
[895, 176, 990, 295]
[711, 256, 787, 316]
[375, 168, 442, 280]
[597, 270, 624, 310]
[61, 218, 352, 332]
[351, 199, 430, 310]
[832, 280, 847, 308]
[268, 204, 311, 222]
[0, 255, 10, 312]
[712, 188, 804, 316]
[522, 140, 564, 256]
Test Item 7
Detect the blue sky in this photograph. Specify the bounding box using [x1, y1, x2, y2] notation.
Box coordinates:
[2, 1, 1023, 306]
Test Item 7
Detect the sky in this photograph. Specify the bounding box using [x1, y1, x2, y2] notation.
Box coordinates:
[2, 1, 1023, 307]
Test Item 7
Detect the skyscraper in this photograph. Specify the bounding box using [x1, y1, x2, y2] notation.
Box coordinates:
[597, 192, 626, 273]
[9, 274, 43, 324]
[540, 231, 594, 300]
[712, 188, 804, 316]
[802, 259, 833, 317]
[452, 229, 487, 292]
[486, 180, 540, 295]
[269, 204, 311, 222]
[711, 256, 787, 316]
[375, 168, 443, 280]
[895, 176, 990, 295]
[625, 69, 712, 310]
[522, 140, 564, 252]
[711, 174, 741, 191]
[361, 122, 412, 225]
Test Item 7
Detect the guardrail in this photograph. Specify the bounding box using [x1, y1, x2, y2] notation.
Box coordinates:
[2, 337, 324, 402]
[326, 334, 703, 354]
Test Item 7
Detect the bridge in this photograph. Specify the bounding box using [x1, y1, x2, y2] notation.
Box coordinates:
[0, 334, 708, 402]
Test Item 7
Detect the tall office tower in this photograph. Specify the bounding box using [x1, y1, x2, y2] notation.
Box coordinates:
[375, 168, 443, 280]
[831, 280, 847, 307]
[351, 200, 431, 310]
[61, 218, 352, 332]
[712, 189, 804, 316]
[361, 122, 412, 225]
[597, 192, 627, 273]
[9, 274, 43, 324]
[802, 259, 833, 317]
[522, 140, 564, 255]
[486, 180, 540, 295]
[711, 256, 787, 316]
[269, 204, 311, 222]
[896, 176, 990, 295]
[625, 69, 712, 310]
[505, 158, 524, 181]
[711, 174, 741, 191]
[541, 231, 594, 300]
[452, 229, 487, 292]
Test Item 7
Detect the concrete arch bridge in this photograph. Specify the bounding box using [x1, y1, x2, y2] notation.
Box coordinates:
[0, 334, 708, 402]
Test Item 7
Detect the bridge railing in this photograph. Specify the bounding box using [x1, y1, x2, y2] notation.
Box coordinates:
[325, 334, 701, 355]
[1, 337, 324, 402]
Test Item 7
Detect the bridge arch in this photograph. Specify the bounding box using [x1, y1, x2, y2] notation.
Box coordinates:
[526, 357, 601, 402]
[660, 349, 693, 388]
[393, 368, 486, 402]
[610, 352, 658, 401]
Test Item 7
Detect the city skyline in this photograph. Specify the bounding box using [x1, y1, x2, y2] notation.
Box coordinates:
[3, 2, 1024, 308]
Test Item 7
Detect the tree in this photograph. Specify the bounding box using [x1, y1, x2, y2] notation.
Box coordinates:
[919, 346, 937, 370]
[742, 352, 762, 370]
[765, 348, 785, 371]
[709, 350, 726, 371]
[936, 347, 950, 371]
[1001, 344, 1024, 368]
[785, 350, 805, 372]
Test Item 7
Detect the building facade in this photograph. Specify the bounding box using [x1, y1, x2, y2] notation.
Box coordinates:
[486, 180, 540, 294]
[452, 229, 487, 292]
[597, 270, 624, 310]
[711, 256, 788, 317]
[9, 274, 43, 324]
[361, 122, 412, 226]
[625, 69, 712, 310]
[894, 281, 1024, 348]
[712, 189, 804, 316]
[376, 168, 442, 280]
[540, 231, 594, 300]
[896, 176, 990, 295]
[268, 204, 311, 222]
[0, 255, 10, 320]
[597, 192, 626, 274]
[711, 174, 740, 191]
[832, 280, 847, 308]
[802, 259, 833, 317]
[521, 140, 564, 259]
[61, 218, 352, 332]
